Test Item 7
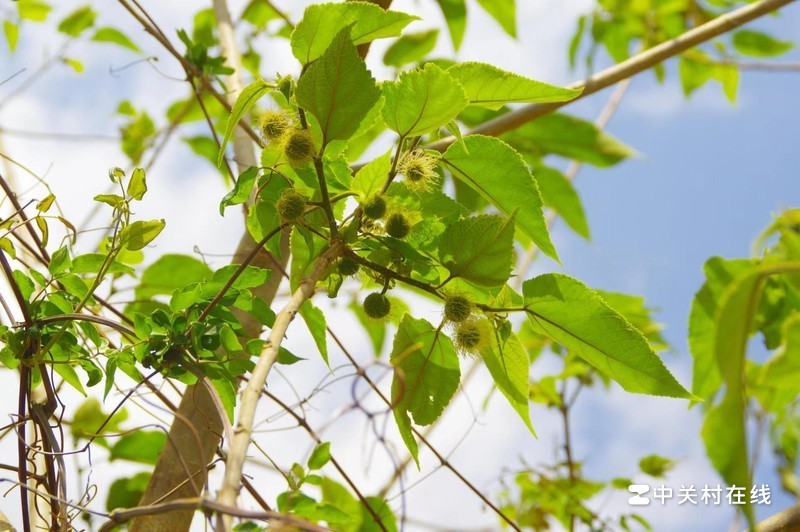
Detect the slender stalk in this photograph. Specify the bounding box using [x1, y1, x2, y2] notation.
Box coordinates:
[215, 240, 344, 530]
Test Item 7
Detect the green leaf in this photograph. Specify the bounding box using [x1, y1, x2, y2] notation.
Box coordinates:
[383, 29, 439, 67]
[760, 314, 800, 389]
[4, 21, 19, 52]
[308, 441, 331, 470]
[381, 63, 468, 138]
[71, 398, 128, 442]
[106, 472, 150, 512]
[688, 257, 753, 399]
[639, 454, 674, 478]
[296, 27, 380, 146]
[702, 261, 800, 529]
[596, 291, 667, 350]
[480, 332, 534, 434]
[36, 194, 55, 213]
[220, 167, 259, 215]
[439, 214, 514, 286]
[678, 55, 713, 97]
[183, 135, 222, 171]
[475, 0, 516, 37]
[505, 113, 635, 167]
[63, 58, 84, 74]
[119, 219, 165, 251]
[92, 27, 140, 52]
[443, 135, 557, 261]
[448, 62, 581, 110]
[291, 2, 418, 64]
[135, 254, 212, 299]
[298, 301, 329, 365]
[110, 431, 166, 465]
[732, 30, 793, 58]
[534, 165, 589, 239]
[18, 0, 51, 22]
[391, 316, 461, 465]
[48, 246, 72, 275]
[352, 149, 391, 200]
[57, 6, 96, 37]
[217, 79, 271, 167]
[434, 0, 466, 50]
[54, 362, 85, 396]
[127, 168, 147, 200]
[522, 274, 691, 398]
[212, 377, 236, 422]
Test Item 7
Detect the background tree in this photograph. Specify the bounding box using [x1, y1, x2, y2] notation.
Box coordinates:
[0, 0, 798, 530]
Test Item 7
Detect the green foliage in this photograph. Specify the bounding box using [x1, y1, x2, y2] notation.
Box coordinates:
[91, 27, 140, 52]
[383, 29, 439, 67]
[443, 135, 557, 260]
[291, 2, 417, 64]
[296, 27, 380, 146]
[217, 79, 272, 166]
[448, 62, 581, 110]
[382, 63, 469, 138]
[732, 29, 793, 58]
[391, 316, 460, 464]
[523, 274, 691, 398]
[439, 214, 515, 286]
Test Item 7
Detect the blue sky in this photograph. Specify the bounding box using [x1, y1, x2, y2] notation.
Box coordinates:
[0, 0, 799, 530]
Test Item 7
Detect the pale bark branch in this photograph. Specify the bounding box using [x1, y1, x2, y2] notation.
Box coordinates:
[215, 241, 343, 530]
[425, 0, 798, 153]
[757, 503, 800, 531]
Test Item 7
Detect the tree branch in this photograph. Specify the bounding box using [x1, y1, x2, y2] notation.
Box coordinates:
[757, 503, 800, 531]
[425, 0, 798, 152]
[215, 240, 343, 530]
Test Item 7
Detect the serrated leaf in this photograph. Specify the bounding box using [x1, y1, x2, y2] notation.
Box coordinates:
[480, 332, 534, 435]
[135, 254, 211, 299]
[443, 135, 557, 260]
[120, 219, 164, 251]
[439, 214, 514, 286]
[732, 30, 793, 58]
[382, 63, 468, 138]
[296, 27, 380, 146]
[383, 29, 439, 67]
[217, 79, 271, 167]
[291, 2, 417, 65]
[523, 274, 691, 398]
[448, 62, 581, 110]
[92, 27, 140, 52]
[391, 316, 460, 466]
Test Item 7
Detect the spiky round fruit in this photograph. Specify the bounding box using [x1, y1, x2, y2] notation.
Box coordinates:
[260, 110, 290, 141]
[276, 190, 307, 222]
[362, 194, 387, 220]
[337, 257, 360, 276]
[400, 152, 438, 191]
[282, 129, 316, 168]
[385, 212, 412, 239]
[454, 320, 488, 354]
[363, 292, 391, 319]
[444, 295, 473, 323]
